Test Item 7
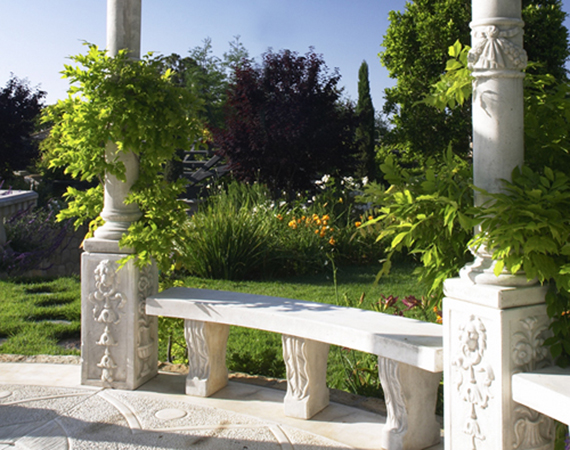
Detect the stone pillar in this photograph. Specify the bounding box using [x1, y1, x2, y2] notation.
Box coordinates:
[81, 0, 158, 390]
[444, 0, 555, 448]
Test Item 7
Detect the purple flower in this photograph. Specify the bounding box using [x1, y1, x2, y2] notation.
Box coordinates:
[401, 295, 422, 310]
[380, 294, 398, 308]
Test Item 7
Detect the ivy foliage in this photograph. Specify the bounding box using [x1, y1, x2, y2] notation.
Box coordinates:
[41, 44, 202, 271]
[359, 147, 475, 305]
[472, 166, 570, 366]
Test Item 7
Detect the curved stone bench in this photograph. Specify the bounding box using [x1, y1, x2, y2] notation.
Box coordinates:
[146, 287, 443, 450]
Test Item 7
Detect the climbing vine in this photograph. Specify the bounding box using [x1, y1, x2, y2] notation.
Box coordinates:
[42, 43, 202, 271]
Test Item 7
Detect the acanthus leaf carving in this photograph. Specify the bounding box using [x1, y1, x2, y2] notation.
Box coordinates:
[184, 320, 210, 380]
[511, 316, 554, 450]
[378, 357, 408, 436]
[283, 335, 310, 400]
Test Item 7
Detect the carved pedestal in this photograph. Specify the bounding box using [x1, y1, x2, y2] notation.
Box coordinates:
[184, 319, 230, 396]
[443, 279, 554, 450]
[379, 358, 442, 450]
[81, 248, 158, 389]
[282, 335, 330, 419]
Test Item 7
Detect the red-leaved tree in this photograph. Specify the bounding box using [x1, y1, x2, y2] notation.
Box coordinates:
[214, 49, 357, 197]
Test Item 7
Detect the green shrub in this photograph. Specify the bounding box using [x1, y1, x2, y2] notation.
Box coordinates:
[359, 148, 474, 305]
[180, 182, 276, 280]
[472, 166, 570, 367]
[0, 201, 72, 276]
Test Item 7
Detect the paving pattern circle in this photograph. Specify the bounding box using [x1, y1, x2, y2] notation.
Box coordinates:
[154, 407, 187, 420]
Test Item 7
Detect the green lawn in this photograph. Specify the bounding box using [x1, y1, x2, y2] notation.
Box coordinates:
[0, 276, 81, 355]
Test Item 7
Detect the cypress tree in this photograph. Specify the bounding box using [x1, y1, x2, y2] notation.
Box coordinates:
[355, 61, 376, 181]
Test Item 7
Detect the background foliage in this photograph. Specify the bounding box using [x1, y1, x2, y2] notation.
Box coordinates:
[214, 49, 358, 198]
[0, 76, 45, 180]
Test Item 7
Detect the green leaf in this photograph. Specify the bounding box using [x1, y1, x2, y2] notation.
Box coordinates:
[493, 260, 505, 277]
[391, 232, 409, 249]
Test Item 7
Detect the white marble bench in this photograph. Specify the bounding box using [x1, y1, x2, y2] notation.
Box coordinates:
[512, 366, 570, 427]
[146, 287, 443, 450]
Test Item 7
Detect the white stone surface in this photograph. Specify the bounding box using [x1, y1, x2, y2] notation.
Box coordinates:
[443, 278, 553, 450]
[0, 362, 444, 450]
[512, 366, 570, 426]
[184, 319, 230, 397]
[147, 287, 443, 373]
[0, 189, 38, 245]
[379, 358, 441, 450]
[81, 253, 158, 390]
[282, 335, 329, 419]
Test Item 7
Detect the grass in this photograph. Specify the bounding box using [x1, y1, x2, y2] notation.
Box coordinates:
[0, 276, 81, 355]
[0, 261, 432, 397]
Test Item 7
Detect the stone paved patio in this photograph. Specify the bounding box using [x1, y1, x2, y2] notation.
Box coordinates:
[0, 362, 443, 450]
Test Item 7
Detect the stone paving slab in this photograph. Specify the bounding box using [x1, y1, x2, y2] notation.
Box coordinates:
[0, 363, 443, 450]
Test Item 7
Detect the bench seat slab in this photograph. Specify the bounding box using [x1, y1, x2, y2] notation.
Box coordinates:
[379, 357, 441, 450]
[184, 319, 230, 397]
[282, 335, 330, 419]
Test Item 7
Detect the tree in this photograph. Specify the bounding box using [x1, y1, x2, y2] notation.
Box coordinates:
[163, 37, 251, 131]
[523, 0, 570, 80]
[380, 0, 569, 161]
[0, 75, 45, 179]
[355, 61, 377, 181]
[214, 49, 357, 197]
[380, 0, 472, 160]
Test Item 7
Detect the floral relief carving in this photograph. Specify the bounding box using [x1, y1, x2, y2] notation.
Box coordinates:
[452, 315, 494, 450]
[283, 335, 310, 400]
[512, 316, 551, 372]
[469, 25, 528, 71]
[89, 259, 126, 383]
[378, 357, 408, 437]
[184, 320, 210, 380]
[137, 264, 155, 378]
[511, 316, 554, 450]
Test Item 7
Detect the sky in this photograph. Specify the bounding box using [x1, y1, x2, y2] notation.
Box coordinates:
[1, 0, 570, 110]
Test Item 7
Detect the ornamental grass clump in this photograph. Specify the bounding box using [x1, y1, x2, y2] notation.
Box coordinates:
[180, 182, 276, 280]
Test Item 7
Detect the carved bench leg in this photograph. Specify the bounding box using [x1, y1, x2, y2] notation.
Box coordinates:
[282, 335, 330, 419]
[184, 319, 230, 397]
[378, 357, 442, 450]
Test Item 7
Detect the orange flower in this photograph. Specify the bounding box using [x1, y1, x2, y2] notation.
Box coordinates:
[276, 214, 283, 221]
[433, 306, 443, 324]
[355, 221, 362, 228]
[329, 237, 336, 245]
[368, 215, 374, 221]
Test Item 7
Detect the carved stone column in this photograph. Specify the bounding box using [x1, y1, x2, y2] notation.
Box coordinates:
[81, 0, 158, 390]
[444, 0, 555, 448]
